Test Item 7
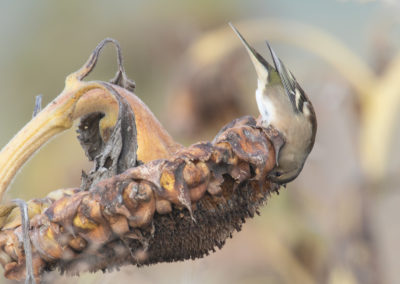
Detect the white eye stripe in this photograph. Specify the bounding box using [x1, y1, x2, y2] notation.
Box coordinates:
[295, 88, 307, 112]
[295, 89, 300, 109]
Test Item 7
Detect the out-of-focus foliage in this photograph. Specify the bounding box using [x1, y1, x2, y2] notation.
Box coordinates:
[1, 0, 400, 283]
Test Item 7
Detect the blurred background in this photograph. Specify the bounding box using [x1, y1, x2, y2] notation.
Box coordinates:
[1, 0, 400, 283]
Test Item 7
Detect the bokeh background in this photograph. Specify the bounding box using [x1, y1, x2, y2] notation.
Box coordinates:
[1, 0, 400, 283]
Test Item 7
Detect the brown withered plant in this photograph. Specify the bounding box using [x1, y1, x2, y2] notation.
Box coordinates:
[0, 38, 286, 283]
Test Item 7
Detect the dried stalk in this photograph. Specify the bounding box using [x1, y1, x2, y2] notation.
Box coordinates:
[0, 38, 180, 206]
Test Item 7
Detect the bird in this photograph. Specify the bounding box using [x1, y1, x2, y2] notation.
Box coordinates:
[229, 23, 317, 184]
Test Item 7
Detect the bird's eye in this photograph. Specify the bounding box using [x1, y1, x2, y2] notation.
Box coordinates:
[275, 172, 281, 177]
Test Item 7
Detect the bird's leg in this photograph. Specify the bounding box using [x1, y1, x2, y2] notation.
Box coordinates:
[259, 122, 285, 168]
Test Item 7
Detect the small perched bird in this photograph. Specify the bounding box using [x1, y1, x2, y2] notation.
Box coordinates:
[230, 24, 317, 184]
